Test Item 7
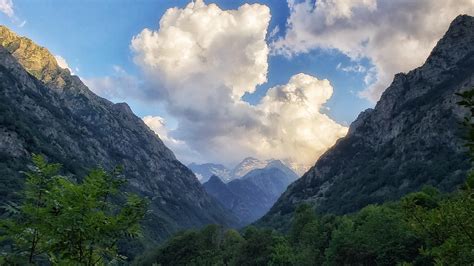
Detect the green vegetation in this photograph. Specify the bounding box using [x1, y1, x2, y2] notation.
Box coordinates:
[134, 181, 473, 265]
[0, 155, 147, 265]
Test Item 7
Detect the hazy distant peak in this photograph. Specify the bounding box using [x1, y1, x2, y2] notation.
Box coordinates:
[231, 157, 268, 179]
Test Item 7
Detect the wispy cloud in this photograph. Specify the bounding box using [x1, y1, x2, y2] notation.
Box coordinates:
[83, 65, 147, 102]
[0, 0, 14, 17]
[336, 63, 366, 73]
[0, 0, 27, 28]
[272, 0, 474, 102]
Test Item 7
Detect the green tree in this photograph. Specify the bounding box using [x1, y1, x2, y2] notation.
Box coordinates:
[0, 154, 60, 264]
[269, 235, 294, 265]
[325, 205, 421, 265]
[0, 154, 147, 265]
[402, 177, 474, 264]
[289, 204, 322, 265]
[221, 229, 244, 265]
[236, 227, 287, 266]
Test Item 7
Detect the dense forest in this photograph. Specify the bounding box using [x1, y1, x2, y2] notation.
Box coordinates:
[134, 179, 474, 265]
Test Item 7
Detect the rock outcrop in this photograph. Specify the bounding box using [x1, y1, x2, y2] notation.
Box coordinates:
[258, 15, 474, 229]
[0, 26, 238, 246]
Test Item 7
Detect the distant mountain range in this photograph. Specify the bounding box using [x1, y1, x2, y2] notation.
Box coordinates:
[258, 15, 474, 230]
[203, 160, 298, 224]
[188, 162, 233, 183]
[189, 157, 299, 183]
[0, 25, 239, 248]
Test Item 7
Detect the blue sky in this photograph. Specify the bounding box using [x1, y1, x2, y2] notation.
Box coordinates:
[0, 0, 372, 125]
[1, 0, 470, 168]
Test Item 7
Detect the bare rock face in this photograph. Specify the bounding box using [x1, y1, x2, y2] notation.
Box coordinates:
[0, 26, 68, 88]
[0, 26, 238, 246]
[258, 15, 474, 229]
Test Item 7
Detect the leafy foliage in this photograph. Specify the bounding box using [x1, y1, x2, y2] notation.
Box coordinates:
[134, 182, 474, 265]
[0, 155, 147, 265]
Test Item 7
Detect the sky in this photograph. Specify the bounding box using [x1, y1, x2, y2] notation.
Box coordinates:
[1, 0, 473, 172]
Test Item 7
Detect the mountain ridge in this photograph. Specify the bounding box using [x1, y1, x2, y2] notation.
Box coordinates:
[203, 162, 297, 224]
[258, 14, 474, 229]
[190, 157, 299, 184]
[0, 25, 239, 246]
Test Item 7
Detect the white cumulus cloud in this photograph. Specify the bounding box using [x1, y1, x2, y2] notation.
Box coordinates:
[256, 73, 348, 167]
[273, 0, 474, 101]
[131, 0, 347, 171]
[131, 0, 270, 102]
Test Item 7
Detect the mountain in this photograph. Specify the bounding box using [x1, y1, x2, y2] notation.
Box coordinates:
[231, 157, 269, 179]
[258, 15, 474, 229]
[264, 160, 299, 182]
[191, 157, 299, 184]
[188, 162, 232, 183]
[203, 162, 298, 224]
[0, 26, 239, 246]
[202, 175, 242, 214]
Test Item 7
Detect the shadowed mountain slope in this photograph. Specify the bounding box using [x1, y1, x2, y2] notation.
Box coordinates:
[258, 15, 474, 230]
[0, 26, 238, 246]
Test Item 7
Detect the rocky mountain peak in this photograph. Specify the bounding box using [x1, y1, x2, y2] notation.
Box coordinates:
[349, 14, 474, 146]
[258, 15, 474, 229]
[208, 175, 224, 184]
[0, 25, 69, 88]
[232, 157, 271, 179]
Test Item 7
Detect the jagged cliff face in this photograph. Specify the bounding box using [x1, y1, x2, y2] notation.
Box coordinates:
[258, 15, 474, 228]
[0, 26, 71, 89]
[0, 26, 238, 244]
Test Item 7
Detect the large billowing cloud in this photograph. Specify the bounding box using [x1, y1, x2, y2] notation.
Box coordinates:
[131, 0, 270, 104]
[133, 0, 347, 172]
[273, 0, 474, 101]
[256, 73, 348, 168]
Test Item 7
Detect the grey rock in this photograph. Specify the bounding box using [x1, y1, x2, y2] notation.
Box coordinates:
[258, 15, 474, 229]
[0, 26, 239, 246]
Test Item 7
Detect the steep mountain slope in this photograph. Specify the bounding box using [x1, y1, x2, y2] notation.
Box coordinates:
[258, 15, 474, 229]
[263, 160, 299, 182]
[203, 163, 298, 224]
[202, 175, 243, 215]
[188, 163, 232, 183]
[231, 157, 269, 179]
[0, 26, 238, 244]
[241, 166, 296, 198]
